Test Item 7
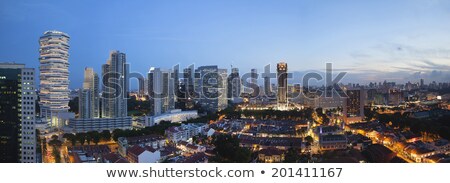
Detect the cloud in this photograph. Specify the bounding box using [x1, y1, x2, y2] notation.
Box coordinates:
[413, 60, 450, 71]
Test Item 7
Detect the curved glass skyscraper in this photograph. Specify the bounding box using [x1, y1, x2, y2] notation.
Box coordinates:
[38, 31, 70, 127]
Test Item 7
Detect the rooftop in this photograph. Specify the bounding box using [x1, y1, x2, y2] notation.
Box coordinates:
[258, 148, 284, 156]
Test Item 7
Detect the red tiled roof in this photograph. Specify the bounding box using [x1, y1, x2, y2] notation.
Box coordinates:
[127, 145, 146, 156]
[144, 146, 158, 153]
[183, 153, 208, 163]
[259, 148, 284, 156]
[102, 153, 129, 163]
[122, 135, 164, 145]
[102, 153, 120, 163]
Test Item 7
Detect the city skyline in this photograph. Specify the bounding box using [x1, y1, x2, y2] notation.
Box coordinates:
[1, 0, 450, 89]
[2, 0, 450, 168]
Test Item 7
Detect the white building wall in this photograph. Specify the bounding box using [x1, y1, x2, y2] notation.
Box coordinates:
[138, 150, 161, 163]
[21, 68, 37, 163]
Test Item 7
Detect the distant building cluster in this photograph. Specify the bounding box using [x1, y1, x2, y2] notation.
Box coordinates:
[165, 123, 209, 142]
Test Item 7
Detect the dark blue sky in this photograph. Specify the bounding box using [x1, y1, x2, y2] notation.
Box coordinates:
[1, 0, 450, 89]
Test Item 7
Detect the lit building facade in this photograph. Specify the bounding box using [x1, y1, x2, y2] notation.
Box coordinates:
[0, 63, 37, 163]
[249, 68, 258, 97]
[68, 117, 132, 133]
[101, 50, 128, 118]
[277, 62, 288, 110]
[38, 30, 71, 128]
[141, 109, 199, 126]
[79, 67, 99, 119]
[263, 71, 272, 97]
[218, 69, 228, 110]
[227, 67, 241, 102]
[344, 89, 365, 123]
[195, 66, 228, 112]
[148, 67, 175, 116]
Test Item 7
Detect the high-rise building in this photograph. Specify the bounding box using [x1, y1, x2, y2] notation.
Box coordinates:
[148, 68, 175, 116]
[138, 77, 145, 97]
[344, 89, 365, 123]
[196, 66, 228, 112]
[178, 66, 195, 109]
[101, 50, 128, 118]
[173, 66, 180, 106]
[38, 31, 70, 127]
[0, 63, 36, 163]
[143, 78, 149, 96]
[79, 67, 99, 119]
[277, 62, 288, 110]
[218, 69, 228, 110]
[250, 68, 258, 97]
[227, 67, 241, 102]
[263, 71, 272, 97]
[78, 89, 91, 119]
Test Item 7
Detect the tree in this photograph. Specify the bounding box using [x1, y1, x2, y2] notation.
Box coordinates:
[42, 138, 47, 154]
[90, 131, 101, 145]
[305, 136, 314, 144]
[213, 134, 251, 163]
[52, 147, 61, 163]
[85, 132, 93, 145]
[219, 106, 241, 119]
[51, 135, 58, 141]
[76, 133, 86, 145]
[101, 130, 111, 142]
[49, 134, 62, 147]
[63, 133, 77, 146]
[112, 129, 124, 141]
[284, 148, 300, 163]
[36, 129, 42, 156]
[68, 97, 79, 114]
[48, 139, 62, 147]
[364, 107, 375, 121]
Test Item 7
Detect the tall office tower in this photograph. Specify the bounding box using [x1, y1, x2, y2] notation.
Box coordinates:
[183, 67, 194, 92]
[78, 89, 91, 119]
[143, 78, 149, 95]
[148, 68, 175, 116]
[218, 69, 228, 110]
[227, 68, 241, 101]
[264, 75, 272, 97]
[344, 89, 365, 123]
[180, 67, 195, 109]
[101, 50, 128, 118]
[167, 69, 175, 112]
[0, 63, 36, 163]
[38, 31, 70, 127]
[277, 62, 288, 110]
[138, 77, 145, 97]
[79, 67, 99, 119]
[195, 66, 227, 112]
[250, 68, 258, 97]
[172, 66, 180, 104]
[420, 78, 424, 88]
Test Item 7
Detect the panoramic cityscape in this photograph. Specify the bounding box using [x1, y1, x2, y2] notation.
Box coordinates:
[1, 1, 450, 164]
